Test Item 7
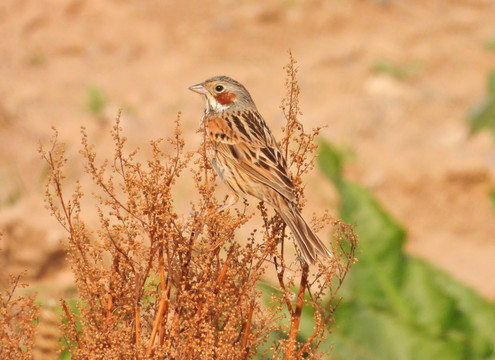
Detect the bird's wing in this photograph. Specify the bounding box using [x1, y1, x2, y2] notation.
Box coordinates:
[208, 110, 296, 202]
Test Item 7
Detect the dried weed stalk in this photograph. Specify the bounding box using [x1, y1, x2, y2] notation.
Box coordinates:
[0, 267, 39, 360]
[39, 55, 357, 359]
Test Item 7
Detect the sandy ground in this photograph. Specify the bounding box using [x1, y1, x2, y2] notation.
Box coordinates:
[1, 0, 495, 299]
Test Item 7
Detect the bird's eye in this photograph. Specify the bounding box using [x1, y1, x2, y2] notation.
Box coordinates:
[215, 85, 224, 92]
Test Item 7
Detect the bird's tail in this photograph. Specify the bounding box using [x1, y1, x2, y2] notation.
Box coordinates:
[278, 203, 332, 264]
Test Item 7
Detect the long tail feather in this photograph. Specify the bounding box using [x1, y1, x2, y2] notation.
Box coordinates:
[278, 204, 332, 264]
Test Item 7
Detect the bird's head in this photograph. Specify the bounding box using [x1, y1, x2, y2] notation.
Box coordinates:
[189, 76, 255, 113]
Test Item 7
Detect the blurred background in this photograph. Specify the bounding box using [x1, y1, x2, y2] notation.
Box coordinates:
[1, 0, 495, 308]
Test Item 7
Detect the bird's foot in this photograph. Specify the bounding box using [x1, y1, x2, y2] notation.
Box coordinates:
[217, 193, 239, 212]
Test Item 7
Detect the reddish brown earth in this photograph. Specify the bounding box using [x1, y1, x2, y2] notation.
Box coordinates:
[1, 0, 495, 299]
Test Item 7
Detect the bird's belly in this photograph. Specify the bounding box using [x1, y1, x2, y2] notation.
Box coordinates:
[211, 154, 250, 197]
[211, 152, 276, 206]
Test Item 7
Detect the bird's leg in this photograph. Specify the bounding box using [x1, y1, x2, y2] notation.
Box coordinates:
[217, 193, 240, 212]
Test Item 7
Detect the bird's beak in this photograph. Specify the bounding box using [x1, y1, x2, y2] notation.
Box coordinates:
[188, 83, 209, 95]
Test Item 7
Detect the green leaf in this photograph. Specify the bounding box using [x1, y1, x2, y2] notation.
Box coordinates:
[489, 71, 495, 96]
[468, 99, 495, 135]
[330, 301, 466, 360]
[318, 141, 410, 316]
[485, 36, 495, 52]
[371, 58, 425, 80]
[85, 85, 107, 116]
[489, 189, 495, 212]
[468, 70, 495, 137]
[317, 138, 495, 360]
[317, 140, 345, 185]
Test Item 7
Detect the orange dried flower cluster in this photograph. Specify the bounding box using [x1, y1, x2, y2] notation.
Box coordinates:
[35, 55, 357, 359]
[0, 271, 39, 360]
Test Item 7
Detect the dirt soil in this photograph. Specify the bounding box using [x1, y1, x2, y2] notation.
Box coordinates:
[1, 0, 495, 300]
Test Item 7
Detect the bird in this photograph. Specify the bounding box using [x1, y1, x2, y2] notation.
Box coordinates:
[189, 75, 332, 264]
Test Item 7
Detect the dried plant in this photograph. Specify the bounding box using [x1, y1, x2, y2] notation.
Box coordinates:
[0, 267, 39, 360]
[39, 54, 357, 359]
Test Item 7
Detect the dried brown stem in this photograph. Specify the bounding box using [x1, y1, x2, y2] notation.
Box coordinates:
[61, 299, 82, 350]
[275, 258, 295, 317]
[158, 278, 171, 346]
[284, 262, 309, 360]
[241, 300, 255, 359]
[214, 246, 234, 293]
[147, 288, 167, 355]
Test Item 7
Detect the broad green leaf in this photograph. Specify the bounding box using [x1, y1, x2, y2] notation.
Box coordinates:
[318, 143, 410, 317]
[316, 138, 495, 360]
[330, 301, 465, 360]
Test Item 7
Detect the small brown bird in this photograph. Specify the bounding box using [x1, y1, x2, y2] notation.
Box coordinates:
[189, 76, 331, 264]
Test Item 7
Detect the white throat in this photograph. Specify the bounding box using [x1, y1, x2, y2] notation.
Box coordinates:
[204, 94, 229, 113]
